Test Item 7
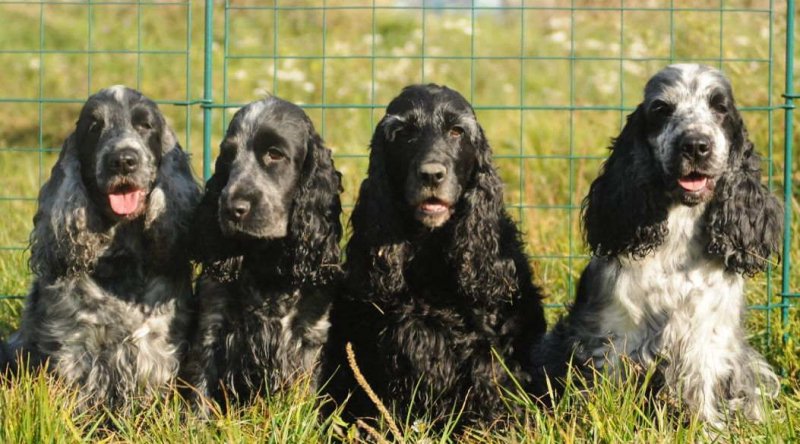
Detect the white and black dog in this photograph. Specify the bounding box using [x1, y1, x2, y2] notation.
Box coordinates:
[0, 86, 200, 409]
[532, 64, 782, 424]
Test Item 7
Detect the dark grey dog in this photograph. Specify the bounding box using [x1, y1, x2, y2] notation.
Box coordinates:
[1, 86, 200, 409]
[184, 97, 343, 407]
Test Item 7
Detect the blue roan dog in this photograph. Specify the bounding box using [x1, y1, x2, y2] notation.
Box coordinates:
[532, 64, 782, 425]
[0, 86, 200, 409]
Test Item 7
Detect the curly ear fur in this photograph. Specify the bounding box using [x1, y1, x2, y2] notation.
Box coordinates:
[284, 130, 343, 287]
[583, 105, 670, 258]
[448, 126, 521, 303]
[143, 128, 201, 267]
[29, 134, 111, 279]
[705, 115, 782, 276]
[345, 118, 411, 297]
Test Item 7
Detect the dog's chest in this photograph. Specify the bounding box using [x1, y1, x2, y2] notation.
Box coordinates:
[595, 205, 744, 367]
[89, 226, 152, 300]
[220, 284, 330, 387]
[32, 275, 190, 396]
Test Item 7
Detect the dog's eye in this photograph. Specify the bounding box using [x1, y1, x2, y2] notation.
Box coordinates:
[88, 119, 104, 134]
[650, 100, 674, 117]
[448, 126, 464, 139]
[135, 121, 153, 131]
[265, 147, 285, 162]
[393, 127, 414, 142]
[710, 95, 728, 113]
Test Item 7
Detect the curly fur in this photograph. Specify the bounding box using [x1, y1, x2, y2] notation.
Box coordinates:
[322, 84, 546, 428]
[532, 65, 782, 425]
[183, 97, 342, 405]
[1, 86, 200, 409]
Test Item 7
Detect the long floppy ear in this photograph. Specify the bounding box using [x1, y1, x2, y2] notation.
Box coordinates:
[29, 134, 110, 279]
[285, 130, 343, 287]
[448, 124, 520, 304]
[582, 105, 670, 258]
[344, 118, 410, 297]
[144, 128, 201, 268]
[705, 113, 783, 276]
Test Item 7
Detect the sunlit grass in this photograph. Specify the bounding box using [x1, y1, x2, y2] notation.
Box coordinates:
[0, 1, 797, 441]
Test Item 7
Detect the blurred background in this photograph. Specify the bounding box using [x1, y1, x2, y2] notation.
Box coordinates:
[0, 0, 797, 344]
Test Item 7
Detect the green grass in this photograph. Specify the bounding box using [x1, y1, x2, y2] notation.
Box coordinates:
[0, 0, 798, 441]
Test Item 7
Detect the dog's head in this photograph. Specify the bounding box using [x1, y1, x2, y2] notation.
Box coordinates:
[376, 84, 482, 228]
[74, 85, 166, 221]
[640, 64, 740, 206]
[583, 64, 783, 272]
[195, 96, 343, 284]
[29, 86, 200, 277]
[213, 97, 317, 239]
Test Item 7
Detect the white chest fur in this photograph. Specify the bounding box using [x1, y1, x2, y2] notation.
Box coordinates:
[591, 204, 748, 419]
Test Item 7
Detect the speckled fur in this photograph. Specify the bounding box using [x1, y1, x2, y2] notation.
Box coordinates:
[531, 65, 782, 425]
[2, 86, 200, 409]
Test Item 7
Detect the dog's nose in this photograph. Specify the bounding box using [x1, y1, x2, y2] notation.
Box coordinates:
[225, 198, 251, 222]
[680, 133, 712, 161]
[419, 162, 447, 186]
[108, 148, 140, 175]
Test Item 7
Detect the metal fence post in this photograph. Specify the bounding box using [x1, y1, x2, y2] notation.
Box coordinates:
[203, 0, 215, 181]
[782, 0, 796, 342]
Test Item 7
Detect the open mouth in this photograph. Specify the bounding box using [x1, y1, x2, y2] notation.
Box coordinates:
[107, 182, 146, 217]
[418, 197, 451, 215]
[677, 172, 709, 193]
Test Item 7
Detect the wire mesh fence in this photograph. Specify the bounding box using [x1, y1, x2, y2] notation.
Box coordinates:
[0, 0, 796, 346]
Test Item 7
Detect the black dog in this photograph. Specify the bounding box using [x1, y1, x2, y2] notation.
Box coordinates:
[323, 84, 546, 428]
[184, 97, 343, 406]
[2, 86, 200, 409]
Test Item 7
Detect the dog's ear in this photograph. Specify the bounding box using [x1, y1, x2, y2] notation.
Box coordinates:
[29, 133, 109, 279]
[582, 105, 669, 258]
[143, 127, 201, 268]
[345, 116, 410, 296]
[448, 124, 526, 303]
[705, 112, 782, 276]
[285, 129, 343, 286]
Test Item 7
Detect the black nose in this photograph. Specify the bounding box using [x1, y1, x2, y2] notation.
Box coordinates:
[108, 148, 140, 175]
[419, 162, 447, 186]
[224, 198, 251, 222]
[680, 134, 712, 161]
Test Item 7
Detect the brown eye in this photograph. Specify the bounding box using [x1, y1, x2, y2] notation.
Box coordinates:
[135, 121, 153, 131]
[650, 100, 674, 117]
[88, 119, 103, 134]
[710, 95, 728, 113]
[265, 147, 285, 161]
[449, 126, 464, 138]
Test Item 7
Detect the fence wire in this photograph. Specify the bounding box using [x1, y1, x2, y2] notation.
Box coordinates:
[0, 0, 796, 346]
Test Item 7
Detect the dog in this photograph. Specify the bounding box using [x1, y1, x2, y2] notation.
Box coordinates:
[531, 64, 783, 425]
[1, 86, 200, 409]
[184, 97, 343, 406]
[323, 84, 547, 428]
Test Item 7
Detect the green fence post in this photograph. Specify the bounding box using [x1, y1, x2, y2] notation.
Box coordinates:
[782, 0, 796, 342]
[203, 0, 215, 181]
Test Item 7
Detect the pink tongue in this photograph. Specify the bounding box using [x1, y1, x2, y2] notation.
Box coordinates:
[108, 190, 144, 215]
[678, 175, 708, 192]
[421, 201, 448, 213]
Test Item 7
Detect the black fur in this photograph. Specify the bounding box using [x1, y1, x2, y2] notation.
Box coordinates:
[322, 84, 546, 429]
[184, 97, 343, 406]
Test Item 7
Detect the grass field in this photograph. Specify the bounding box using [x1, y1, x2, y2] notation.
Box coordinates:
[0, 0, 798, 441]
